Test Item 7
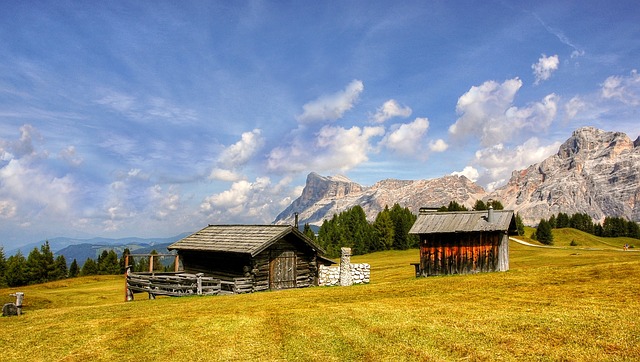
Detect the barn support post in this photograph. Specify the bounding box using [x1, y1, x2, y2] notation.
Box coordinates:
[174, 254, 180, 272]
[339, 247, 353, 286]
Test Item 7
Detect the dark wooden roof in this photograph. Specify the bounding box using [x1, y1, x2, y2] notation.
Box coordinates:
[409, 210, 516, 234]
[167, 225, 326, 257]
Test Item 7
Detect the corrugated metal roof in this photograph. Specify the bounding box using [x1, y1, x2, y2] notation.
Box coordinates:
[409, 210, 515, 234]
[167, 224, 325, 257]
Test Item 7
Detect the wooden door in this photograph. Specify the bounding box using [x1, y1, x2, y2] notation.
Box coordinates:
[270, 250, 296, 290]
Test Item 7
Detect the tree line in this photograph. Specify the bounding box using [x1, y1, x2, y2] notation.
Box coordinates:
[532, 212, 640, 245]
[0, 242, 171, 288]
[305, 200, 526, 258]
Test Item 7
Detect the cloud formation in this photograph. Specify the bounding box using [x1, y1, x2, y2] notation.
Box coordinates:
[601, 69, 640, 106]
[296, 80, 364, 123]
[449, 78, 558, 146]
[380, 117, 429, 155]
[371, 99, 412, 123]
[532, 54, 559, 84]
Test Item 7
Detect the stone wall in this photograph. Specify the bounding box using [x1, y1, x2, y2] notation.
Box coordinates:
[318, 263, 370, 286]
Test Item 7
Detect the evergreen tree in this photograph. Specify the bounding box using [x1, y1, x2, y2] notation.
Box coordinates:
[98, 250, 120, 275]
[81, 258, 98, 276]
[26, 246, 45, 284]
[389, 204, 418, 249]
[536, 219, 554, 245]
[120, 248, 132, 274]
[302, 223, 316, 241]
[52, 255, 68, 280]
[515, 213, 525, 236]
[488, 200, 504, 210]
[68, 258, 79, 278]
[441, 201, 468, 212]
[548, 214, 557, 228]
[473, 200, 487, 211]
[556, 212, 570, 228]
[627, 221, 640, 240]
[373, 206, 394, 251]
[5, 251, 28, 287]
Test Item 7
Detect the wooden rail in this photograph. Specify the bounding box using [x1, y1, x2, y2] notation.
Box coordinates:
[125, 272, 221, 301]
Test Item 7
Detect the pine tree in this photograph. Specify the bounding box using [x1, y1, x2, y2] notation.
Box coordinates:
[302, 223, 316, 241]
[5, 251, 28, 287]
[81, 258, 98, 276]
[556, 212, 570, 228]
[488, 200, 504, 210]
[473, 200, 487, 211]
[52, 255, 68, 280]
[68, 259, 79, 278]
[373, 206, 394, 251]
[536, 219, 554, 245]
[515, 213, 525, 236]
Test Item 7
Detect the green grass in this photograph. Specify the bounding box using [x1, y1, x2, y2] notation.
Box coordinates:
[2, 236, 640, 361]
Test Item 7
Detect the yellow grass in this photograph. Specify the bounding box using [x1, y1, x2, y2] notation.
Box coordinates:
[2, 238, 639, 361]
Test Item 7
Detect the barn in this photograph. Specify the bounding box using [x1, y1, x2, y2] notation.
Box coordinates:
[167, 224, 333, 292]
[409, 207, 516, 277]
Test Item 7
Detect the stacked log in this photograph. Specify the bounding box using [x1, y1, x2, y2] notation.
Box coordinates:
[318, 263, 370, 286]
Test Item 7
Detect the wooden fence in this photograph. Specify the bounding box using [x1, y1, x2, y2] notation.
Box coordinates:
[125, 272, 256, 301]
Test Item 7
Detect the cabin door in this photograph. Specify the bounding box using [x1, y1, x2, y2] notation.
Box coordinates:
[270, 250, 296, 290]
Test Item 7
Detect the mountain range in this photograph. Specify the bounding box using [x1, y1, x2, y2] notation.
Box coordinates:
[274, 127, 640, 227]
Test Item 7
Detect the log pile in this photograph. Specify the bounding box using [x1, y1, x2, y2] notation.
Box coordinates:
[318, 263, 370, 286]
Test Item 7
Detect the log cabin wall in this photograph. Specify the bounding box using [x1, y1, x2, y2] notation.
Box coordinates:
[418, 231, 507, 276]
[179, 235, 320, 292]
[252, 235, 318, 291]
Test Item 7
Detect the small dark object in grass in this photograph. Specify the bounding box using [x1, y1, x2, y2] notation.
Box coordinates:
[570, 240, 578, 246]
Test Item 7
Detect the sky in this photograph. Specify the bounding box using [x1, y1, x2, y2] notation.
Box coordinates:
[1, 1, 639, 249]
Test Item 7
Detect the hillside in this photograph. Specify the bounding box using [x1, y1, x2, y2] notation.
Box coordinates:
[1, 241, 639, 361]
[275, 127, 640, 227]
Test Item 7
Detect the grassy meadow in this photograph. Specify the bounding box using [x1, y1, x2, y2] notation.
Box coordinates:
[1, 232, 639, 361]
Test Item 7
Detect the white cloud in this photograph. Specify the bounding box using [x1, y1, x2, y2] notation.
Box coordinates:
[380, 117, 429, 155]
[0, 158, 75, 215]
[451, 166, 479, 182]
[58, 145, 83, 166]
[0, 200, 17, 218]
[601, 69, 640, 106]
[428, 139, 448, 152]
[371, 99, 412, 123]
[268, 125, 384, 173]
[218, 129, 265, 168]
[296, 80, 364, 123]
[208, 168, 244, 181]
[147, 184, 180, 220]
[532, 54, 559, 84]
[564, 96, 585, 120]
[471, 138, 561, 191]
[200, 176, 283, 223]
[449, 78, 558, 146]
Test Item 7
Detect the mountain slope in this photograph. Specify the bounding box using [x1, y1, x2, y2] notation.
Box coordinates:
[490, 127, 640, 225]
[275, 127, 640, 227]
[274, 172, 486, 226]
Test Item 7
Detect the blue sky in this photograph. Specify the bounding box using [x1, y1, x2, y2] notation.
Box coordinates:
[1, 1, 639, 249]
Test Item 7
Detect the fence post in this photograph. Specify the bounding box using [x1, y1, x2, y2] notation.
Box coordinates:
[149, 254, 154, 273]
[196, 273, 203, 296]
[174, 254, 180, 272]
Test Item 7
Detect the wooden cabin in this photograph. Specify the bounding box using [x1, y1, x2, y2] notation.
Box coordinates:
[167, 225, 333, 293]
[409, 208, 516, 277]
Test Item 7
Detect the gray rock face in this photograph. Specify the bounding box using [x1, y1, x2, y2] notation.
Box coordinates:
[274, 172, 486, 226]
[489, 127, 640, 225]
[275, 127, 639, 227]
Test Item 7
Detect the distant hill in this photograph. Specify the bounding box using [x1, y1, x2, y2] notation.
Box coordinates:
[7, 233, 191, 266]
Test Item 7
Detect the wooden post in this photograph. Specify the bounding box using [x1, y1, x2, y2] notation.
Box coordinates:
[196, 273, 203, 295]
[149, 254, 154, 273]
[174, 254, 180, 272]
[124, 254, 130, 302]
